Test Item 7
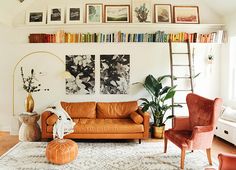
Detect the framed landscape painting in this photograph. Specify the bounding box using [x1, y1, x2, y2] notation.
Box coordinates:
[86, 3, 103, 23]
[25, 11, 46, 25]
[173, 6, 200, 24]
[154, 4, 172, 23]
[66, 6, 83, 24]
[132, 0, 152, 23]
[47, 6, 65, 24]
[104, 5, 130, 23]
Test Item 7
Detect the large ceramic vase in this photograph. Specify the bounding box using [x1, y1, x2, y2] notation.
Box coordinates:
[25, 93, 34, 112]
[152, 125, 165, 139]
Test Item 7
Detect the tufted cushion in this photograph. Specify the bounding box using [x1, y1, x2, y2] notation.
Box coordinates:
[186, 94, 214, 129]
[97, 101, 138, 119]
[61, 102, 96, 119]
[46, 139, 78, 165]
[130, 111, 143, 124]
[46, 114, 58, 125]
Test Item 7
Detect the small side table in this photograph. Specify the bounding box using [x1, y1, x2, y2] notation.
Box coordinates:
[19, 113, 41, 141]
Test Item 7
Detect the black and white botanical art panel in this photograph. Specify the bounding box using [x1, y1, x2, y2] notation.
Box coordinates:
[100, 55, 130, 94]
[66, 55, 95, 94]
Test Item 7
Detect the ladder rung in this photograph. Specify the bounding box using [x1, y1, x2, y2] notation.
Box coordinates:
[176, 90, 193, 92]
[172, 53, 189, 54]
[174, 102, 187, 105]
[172, 64, 190, 66]
[175, 77, 191, 79]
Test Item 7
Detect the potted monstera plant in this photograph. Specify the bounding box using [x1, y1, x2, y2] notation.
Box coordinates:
[139, 74, 181, 138]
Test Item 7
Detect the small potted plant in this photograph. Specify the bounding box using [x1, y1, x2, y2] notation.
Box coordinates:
[139, 74, 181, 138]
[20, 67, 49, 112]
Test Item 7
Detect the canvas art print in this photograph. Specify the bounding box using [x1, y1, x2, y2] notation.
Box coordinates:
[26, 11, 46, 25]
[69, 8, 80, 21]
[133, 0, 151, 23]
[100, 55, 130, 94]
[48, 6, 64, 24]
[86, 4, 103, 23]
[155, 4, 172, 23]
[173, 6, 200, 24]
[66, 6, 83, 24]
[105, 5, 130, 23]
[66, 55, 95, 95]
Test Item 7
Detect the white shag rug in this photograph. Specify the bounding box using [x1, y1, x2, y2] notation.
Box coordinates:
[0, 141, 218, 170]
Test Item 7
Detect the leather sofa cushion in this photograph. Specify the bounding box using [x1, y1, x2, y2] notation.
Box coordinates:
[47, 119, 144, 134]
[97, 101, 138, 119]
[130, 112, 143, 124]
[46, 114, 58, 125]
[61, 102, 96, 119]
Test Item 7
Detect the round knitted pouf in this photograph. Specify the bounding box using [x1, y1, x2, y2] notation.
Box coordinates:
[46, 139, 78, 165]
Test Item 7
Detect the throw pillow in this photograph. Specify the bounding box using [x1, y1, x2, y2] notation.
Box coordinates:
[221, 107, 236, 122]
[130, 111, 143, 124]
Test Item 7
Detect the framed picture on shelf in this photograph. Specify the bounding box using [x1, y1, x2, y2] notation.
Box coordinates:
[154, 4, 172, 23]
[47, 6, 65, 24]
[86, 4, 103, 23]
[25, 11, 46, 25]
[66, 6, 83, 24]
[104, 5, 130, 23]
[132, 0, 152, 23]
[173, 6, 200, 24]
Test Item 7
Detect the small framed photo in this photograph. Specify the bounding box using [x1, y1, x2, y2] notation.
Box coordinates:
[47, 6, 65, 24]
[25, 11, 46, 25]
[132, 0, 152, 23]
[104, 5, 130, 23]
[173, 6, 200, 24]
[86, 4, 103, 23]
[66, 6, 83, 24]
[154, 4, 172, 23]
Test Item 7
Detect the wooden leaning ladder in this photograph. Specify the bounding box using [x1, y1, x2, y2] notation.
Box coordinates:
[169, 40, 194, 116]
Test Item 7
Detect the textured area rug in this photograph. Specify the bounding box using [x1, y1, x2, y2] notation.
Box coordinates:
[0, 141, 217, 170]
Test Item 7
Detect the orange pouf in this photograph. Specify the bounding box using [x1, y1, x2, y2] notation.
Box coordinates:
[46, 139, 78, 165]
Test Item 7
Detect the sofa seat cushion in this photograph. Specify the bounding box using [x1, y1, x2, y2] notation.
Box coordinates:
[97, 101, 138, 119]
[61, 102, 96, 119]
[46, 119, 144, 134]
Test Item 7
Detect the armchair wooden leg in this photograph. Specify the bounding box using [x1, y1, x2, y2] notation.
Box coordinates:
[164, 137, 168, 153]
[139, 139, 141, 144]
[206, 148, 212, 165]
[181, 148, 186, 169]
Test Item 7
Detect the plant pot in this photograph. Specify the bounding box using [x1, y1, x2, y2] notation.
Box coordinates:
[152, 125, 165, 139]
[25, 93, 34, 112]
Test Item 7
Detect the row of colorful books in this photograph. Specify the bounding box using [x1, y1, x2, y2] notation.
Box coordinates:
[28, 30, 227, 43]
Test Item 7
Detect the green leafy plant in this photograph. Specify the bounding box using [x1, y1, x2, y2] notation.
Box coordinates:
[139, 74, 181, 127]
[20, 67, 49, 93]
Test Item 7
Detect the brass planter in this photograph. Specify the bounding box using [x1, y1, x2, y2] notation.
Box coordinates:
[25, 93, 34, 112]
[152, 125, 165, 139]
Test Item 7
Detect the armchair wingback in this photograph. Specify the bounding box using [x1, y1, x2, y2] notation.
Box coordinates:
[164, 93, 223, 169]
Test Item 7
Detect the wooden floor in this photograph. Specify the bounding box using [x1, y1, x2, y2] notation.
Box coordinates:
[0, 131, 236, 160]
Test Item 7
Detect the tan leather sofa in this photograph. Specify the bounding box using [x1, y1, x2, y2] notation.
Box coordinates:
[41, 101, 150, 143]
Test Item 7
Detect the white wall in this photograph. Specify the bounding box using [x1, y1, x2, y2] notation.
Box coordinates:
[220, 12, 236, 107]
[0, 0, 224, 133]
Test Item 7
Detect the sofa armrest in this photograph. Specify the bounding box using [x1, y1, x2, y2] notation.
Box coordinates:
[138, 108, 150, 139]
[41, 111, 53, 138]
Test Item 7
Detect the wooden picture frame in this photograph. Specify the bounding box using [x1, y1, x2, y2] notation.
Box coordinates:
[154, 4, 172, 23]
[25, 11, 46, 25]
[86, 3, 103, 23]
[66, 6, 83, 24]
[104, 5, 130, 23]
[47, 6, 65, 24]
[132, 0, 152, 23]
[173, 6, 200, 24]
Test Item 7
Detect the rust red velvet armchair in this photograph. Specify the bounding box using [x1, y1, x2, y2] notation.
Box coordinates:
[164, 93, 223, 169]
[218, 153, 236, 170]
